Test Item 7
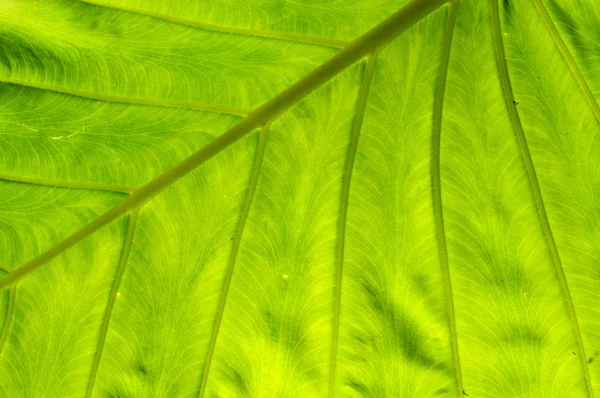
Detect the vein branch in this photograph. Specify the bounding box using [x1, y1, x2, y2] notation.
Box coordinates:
[0, 173, 133, 194]
[530, 0, 600, 127]
[85, 210, 138, 398]
[198, 127, 269, 397]
[328, 51, 378, 398]
[0, 79, 249, 117]
[0, 286, 16, 357]
[432, 2, 462, 396]
[0, 0, 449, 290]
[490, 1, 593, 396]
[80, 0, 347, 48]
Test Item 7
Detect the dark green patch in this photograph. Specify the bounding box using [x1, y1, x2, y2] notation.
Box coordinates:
[394, 310, 446, 372]
[0, 48, 11, 73]
[137, 361, 147, 375]
[346, 378, 368, 394]
[501, 325, 544, 346]
[263, 308, 280, 342]
[482, 249, 526, 293]
[547, 0, 586, 57]
[501, 0, 513, 26]
[0, 30, 63, 76]
[361, 280, 448, 373]
[228, 368, 250, 395]
[101, 386, 129, 398]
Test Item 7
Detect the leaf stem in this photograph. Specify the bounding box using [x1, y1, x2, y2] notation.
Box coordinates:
[197, 127, 269, 397]
[490, 1, 593, 396]
[432, 1, 462, 396]
[85, 210, 138, 398]
[0, 0, 448, 290]
[328, 51, 378, 398]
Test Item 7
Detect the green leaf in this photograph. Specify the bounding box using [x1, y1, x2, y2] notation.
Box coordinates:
[0, 0, 599, 396]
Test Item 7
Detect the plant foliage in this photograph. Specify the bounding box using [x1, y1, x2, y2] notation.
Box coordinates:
[0, 0, 599, 396]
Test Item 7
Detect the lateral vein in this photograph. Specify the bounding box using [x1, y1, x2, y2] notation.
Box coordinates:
[0, 79, 249, 117]
[490, 1, 594, 396]
[0, 264, 12, 273]
[432, 2, 462, 396]
[197, 127, 269, 397]
[80, 0, 347, 48]
[0, 287, 16, 357]
[85, 211, 138, 398]
[0, 173, 133, 194]
[328, 51, 378, 398]
[0, 0, 449, 290]
[531, 0, 600, 127]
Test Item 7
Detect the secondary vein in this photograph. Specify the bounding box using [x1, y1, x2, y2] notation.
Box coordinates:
[530, 0, 600, 127]
[0, 287, 16, 357]
[0, 79, 249, 117]
[432, 2, 462, 396]
[85, 210, 138, 398]
[0, 0, 449, 290]
[490, 1, 594, 396]
[80, 0, 347, 48]
[0, 264, 12, 273]
[197, 127, 269, 397]
[328, 51, 377, 398]
[0, 173, 133, 194]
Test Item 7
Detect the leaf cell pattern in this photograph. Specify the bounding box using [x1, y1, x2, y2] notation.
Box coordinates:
[0, 0, 599, 397]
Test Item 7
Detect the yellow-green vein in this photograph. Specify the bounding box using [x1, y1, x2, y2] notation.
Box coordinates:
[198, 126, 270, 397]
[0, 174, 133, 195]
[80, 0, 347, 48]
[0, 0, 449, 290]
[85, 210, 138, 398]
[530, 0, 600, 126]
[0, 79, 249, 117]
[0, 287, 16, 357]
[328, 52, 378, 398]
[432, 1, 462, 396]
[490, 1, 593, 396]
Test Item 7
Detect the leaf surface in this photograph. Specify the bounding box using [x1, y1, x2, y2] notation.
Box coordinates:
[0, 0, 599, 397]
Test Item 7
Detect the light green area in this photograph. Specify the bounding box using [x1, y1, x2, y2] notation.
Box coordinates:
[0, 217, 127, 396]
[538, 0, 600, 106]
[0, 0, 336, 109]
[440, 1, 588, 395]
[78, 0, 410, 42]
[0, 181, 125, 267]
[0, 84, 242, 187]
[337, 8, 456, 397]
[0, 0, 598, 397]
[93, 135, 258, 397]
[500, 0, 600, 392]
[204, 66, 362, 397]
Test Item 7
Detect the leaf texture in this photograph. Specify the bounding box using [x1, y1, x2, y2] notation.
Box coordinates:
[0, 0, 599, 397]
